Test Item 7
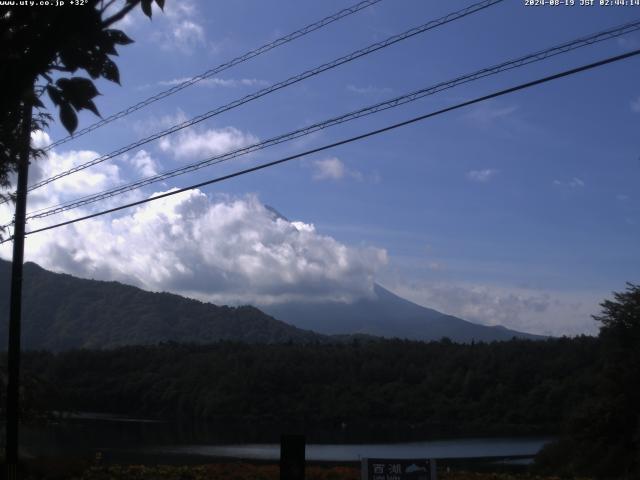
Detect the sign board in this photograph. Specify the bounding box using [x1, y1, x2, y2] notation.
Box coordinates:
[361, 458, 436, 480]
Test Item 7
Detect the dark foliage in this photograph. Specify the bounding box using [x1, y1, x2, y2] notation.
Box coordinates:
[0, 0, 163, 200]
[0, 260, 324, 349]
[536, 284, 640, 479]
[0, 356, 62, 425]
[7, 337, 600, 436]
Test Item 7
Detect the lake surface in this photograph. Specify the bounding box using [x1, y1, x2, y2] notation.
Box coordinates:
[17, 414, 552, 463]
[149, 437, 549, 462]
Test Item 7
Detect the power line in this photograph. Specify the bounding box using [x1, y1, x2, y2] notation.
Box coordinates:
[24, 0, 504, 194]
[4, 47, 637, 243]
[42, 0, 385, 152]
[23, 19, 640, 222]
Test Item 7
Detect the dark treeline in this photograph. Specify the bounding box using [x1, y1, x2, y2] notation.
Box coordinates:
[12, 336, 599, 435]
[2, 285, 637, 479]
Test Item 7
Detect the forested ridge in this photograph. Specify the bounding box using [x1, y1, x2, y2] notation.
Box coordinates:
[0, 260, 324, 350]
[10, 337, 599, 435]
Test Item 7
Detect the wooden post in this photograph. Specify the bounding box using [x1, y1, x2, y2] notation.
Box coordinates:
[5, 98, 33, 480]
[280, 434, 305, 480]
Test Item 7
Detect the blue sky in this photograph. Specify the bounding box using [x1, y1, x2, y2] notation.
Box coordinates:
[2, 0, 639, 336]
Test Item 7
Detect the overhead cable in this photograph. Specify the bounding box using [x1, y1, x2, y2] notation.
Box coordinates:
[24, 19, 640, 221]
[24, 0, 504, 194]
[4, 47, 636, 243]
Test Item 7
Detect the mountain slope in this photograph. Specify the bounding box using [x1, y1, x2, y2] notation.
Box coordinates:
[261, 283, 543, 342]
[0, 260, 542, 350]
[0, 260, 323, 351]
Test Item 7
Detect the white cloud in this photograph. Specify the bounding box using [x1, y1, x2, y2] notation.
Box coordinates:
[3, 193, 387, 306]
[29, 149, 121, 198]
[153, 0, 206, 54]
[554, 177, 585, 188]
[127, 150, 159, 177]
[467, 169, 498, 182]
[312, 157, 363, 182]
[171, 20, 205, 50]
[156, 77, 269, 88]
[313, 157, 345, 180]
[291, 221, 315, 233]
[631, 96, 640, 113]
[159, 126, 259, 161]
[389, 281, 601, 337]
[31, 130, 51, 149]
[464, 102, 518, 127]
[2, 130, 139, 235]
[164, 0, 196, 20]
[347, 85, 392, 95]
[133, 111, 260, 166]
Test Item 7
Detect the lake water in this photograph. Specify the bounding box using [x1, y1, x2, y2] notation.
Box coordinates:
[17, 414, 552, 463]
[149, 437, 549, 462]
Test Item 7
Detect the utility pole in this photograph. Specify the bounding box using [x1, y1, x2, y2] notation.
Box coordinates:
[5, 97, 33, 480]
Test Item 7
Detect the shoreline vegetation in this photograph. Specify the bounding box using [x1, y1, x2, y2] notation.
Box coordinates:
[0, 337, 600, 479]
[12, 460, 593, 480]
[73, 464, 586, 480]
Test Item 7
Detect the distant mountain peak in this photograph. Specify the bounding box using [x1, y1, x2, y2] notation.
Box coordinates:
[261, 282, 545, 343]
[263, 204, 289, 222]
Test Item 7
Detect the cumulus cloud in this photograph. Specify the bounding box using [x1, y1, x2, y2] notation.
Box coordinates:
[127, 150, 159, 177]
[36, 151, 120, 196]
[25, 132, 122, 210]
[153, 0, 206, 54]
[390, 281, 600, 336]
[312, 157, 363, 182]
[313, 157, 345, 180]
[159, 126, 259, 161]
[4, 134, 390, 309]
[467, 169, 498, 182]
[2, 192, 387, 306]
[3, 130, 152, 225]
[31, 130, 51, 149]
[171, 20, 204, 50]
[1, 132, 135, 250]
